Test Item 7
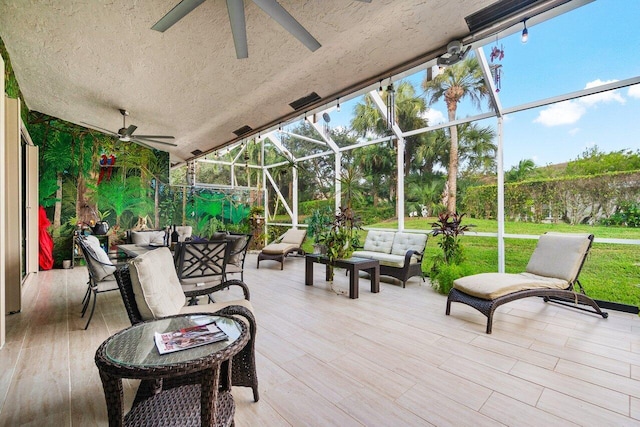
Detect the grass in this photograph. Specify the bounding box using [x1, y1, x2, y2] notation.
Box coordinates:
[368, 217, 640, 308]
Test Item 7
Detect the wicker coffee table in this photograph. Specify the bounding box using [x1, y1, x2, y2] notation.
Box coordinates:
[95, 313, 248, 427]
[305, 254, 380, 299]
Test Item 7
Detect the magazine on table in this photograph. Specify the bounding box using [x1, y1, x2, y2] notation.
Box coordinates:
[154, 321, 228, 354]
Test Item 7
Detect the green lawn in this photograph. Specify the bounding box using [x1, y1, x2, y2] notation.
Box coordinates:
[364, 217, 640, 308]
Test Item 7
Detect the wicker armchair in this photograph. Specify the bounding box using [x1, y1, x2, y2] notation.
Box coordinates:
[114, 251, 259, 402]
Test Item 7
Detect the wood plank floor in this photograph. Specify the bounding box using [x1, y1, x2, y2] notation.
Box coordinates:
[1, 253, 639, 426]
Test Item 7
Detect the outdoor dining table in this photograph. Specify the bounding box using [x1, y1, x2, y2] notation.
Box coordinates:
[117, 243, 172, 258]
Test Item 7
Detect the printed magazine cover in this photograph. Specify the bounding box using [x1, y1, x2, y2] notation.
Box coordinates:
[155, 321, 228, 354]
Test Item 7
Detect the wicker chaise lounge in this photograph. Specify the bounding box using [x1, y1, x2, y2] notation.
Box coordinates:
[257, 228, 306, 270]
[446, 232, 608, 334]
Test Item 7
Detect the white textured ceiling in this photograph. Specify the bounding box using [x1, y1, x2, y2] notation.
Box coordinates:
[0, 0, 501, 163]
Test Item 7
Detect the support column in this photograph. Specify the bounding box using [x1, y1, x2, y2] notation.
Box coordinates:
[497, 117, 505, 273]
[334, 151, 342, 213]
[396, 137, 405, 231]
[292, 162, 298, 227]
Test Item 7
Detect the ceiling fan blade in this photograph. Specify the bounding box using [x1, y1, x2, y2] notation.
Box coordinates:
[80, 122, 118, 136]
[124, 125, 138, 137]
[151, 0, 206, 32]
[252, 0, 321, 52]
[130, 140, 156, 150]
[133, 135, 175, 139]
[133, 137, 178, 147]
[227, 0, 248, 59]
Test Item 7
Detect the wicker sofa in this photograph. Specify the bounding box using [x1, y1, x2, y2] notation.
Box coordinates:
[352, 230, 428, 287]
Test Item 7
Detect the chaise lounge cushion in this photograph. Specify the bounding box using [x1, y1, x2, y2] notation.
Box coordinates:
[129, 247, 186, 319]
[261, 229, 306, 255]
[453, 272, 569, 300]
[525, 232, 591, 282]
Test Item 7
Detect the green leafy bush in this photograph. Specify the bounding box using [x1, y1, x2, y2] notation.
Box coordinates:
[430, 263, 472, 294]
[600, 202, 640, 227]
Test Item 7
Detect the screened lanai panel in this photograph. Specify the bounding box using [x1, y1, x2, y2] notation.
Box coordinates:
[485, 0, 640, 110]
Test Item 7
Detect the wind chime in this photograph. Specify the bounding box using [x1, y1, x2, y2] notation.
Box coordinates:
[386, 80, 395, 130]
[489, 42, 505, 92]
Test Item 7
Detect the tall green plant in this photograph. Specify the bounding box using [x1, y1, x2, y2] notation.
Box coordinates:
[431, 212, 471, 265]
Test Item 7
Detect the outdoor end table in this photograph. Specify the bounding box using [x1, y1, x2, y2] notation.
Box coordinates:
[305, 254, 380, 299]
[95, 313, 248, 427]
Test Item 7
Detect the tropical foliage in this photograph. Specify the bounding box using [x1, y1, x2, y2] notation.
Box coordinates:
[422, 56, 489, 213]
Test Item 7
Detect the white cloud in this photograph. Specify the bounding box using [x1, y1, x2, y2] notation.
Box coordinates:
[579, 79, 625, 106]
[629, 84, 640, 99]
[422, 108, 445, 125]
[568, 127, 580, 136]
[533, 79, 627, 127]
[534, 101, 586, 126]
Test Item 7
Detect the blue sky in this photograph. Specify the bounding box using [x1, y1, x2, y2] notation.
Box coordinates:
[324, 0, 640, 170]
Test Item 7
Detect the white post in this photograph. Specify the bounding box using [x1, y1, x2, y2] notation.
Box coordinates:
[334, 151, 342, 213]
[396, 137, 405, 231]
[292, 163, 298, 227]
[497, 117, 505, 273]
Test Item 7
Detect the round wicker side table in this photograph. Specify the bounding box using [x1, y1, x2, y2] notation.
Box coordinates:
[95, 313, 248, 427]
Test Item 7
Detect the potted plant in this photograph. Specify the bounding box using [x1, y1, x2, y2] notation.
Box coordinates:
[323, 205, 361, 280]
[429, 212, 473, 294]
[305, 206, 333, 254]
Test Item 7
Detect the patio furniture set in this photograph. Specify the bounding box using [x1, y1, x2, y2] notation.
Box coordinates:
[79, 227, 608, 425]
[78, 230, 258, 426]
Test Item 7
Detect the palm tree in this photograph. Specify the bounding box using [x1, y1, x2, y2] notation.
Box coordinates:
[458, 122, 497, 174]
[506, 159, 536, 182]
[422, 56, 489, 213]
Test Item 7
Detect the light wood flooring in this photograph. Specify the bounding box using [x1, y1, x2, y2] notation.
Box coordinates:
[2, 253, 640, 426]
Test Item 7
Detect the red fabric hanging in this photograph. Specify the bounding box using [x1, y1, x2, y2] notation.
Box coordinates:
[39, 206, 54, 270]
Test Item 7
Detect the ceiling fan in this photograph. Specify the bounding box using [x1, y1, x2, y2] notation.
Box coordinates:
[82, 109, 177, 149]
[151, 0, 370, 59]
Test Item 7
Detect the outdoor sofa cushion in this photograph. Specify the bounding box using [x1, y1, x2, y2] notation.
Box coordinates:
[175, 226, 193, 242]
[130, 230, 166, 246]
[390, 232, 428, 260]
[362, 230, 395, 253]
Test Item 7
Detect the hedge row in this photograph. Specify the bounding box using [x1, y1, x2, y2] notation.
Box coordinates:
[462, 171, 640, 224]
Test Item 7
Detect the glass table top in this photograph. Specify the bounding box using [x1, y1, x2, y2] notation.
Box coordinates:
[104, 314, 242, 368]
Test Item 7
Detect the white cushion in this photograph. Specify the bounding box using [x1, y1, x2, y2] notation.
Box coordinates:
[84, 235, 116, 281]
[131, 230, 166, 245]
[363, 231, 395, 254]
[129, 247, 186, 320]
[525, 233, 591, 282]
[280, 229, 306, 245]
[352, 250, 406, 267]
[390, 232, 428, 257]
[454, 272, 569, 300]
[175, 226, 192, 242]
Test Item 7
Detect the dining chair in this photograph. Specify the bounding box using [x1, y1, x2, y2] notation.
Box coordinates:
[174, 240, 231, 304]
[76, 235, 123, 329]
